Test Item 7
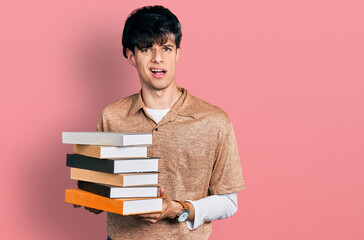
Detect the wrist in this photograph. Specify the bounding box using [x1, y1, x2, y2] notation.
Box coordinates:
[174, 200, 184, 214]
[174, 200, 190, 222]
[166, 200, 183, 219]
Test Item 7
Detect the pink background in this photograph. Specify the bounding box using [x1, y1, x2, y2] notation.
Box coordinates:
[1, 0, 363, 239]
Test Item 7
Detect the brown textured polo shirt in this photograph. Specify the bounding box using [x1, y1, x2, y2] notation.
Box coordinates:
[97, 88, 245, 240]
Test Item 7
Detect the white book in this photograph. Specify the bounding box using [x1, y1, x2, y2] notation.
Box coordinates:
[70, 168, 159, 187]
[62, 132, 152, 146]
[113, 158, 158, 173]
[73, 144, 147, 159]
[123, 198, 162, 215]
[66, 154, 159, 174]
[78, 181, 159, 198]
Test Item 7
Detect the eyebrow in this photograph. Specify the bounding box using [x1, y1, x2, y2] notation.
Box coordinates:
[162, 44, 175, 48]
[138, 43, 175, 50]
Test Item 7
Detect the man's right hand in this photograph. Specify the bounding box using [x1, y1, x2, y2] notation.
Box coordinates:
[73, 204, 104, 214]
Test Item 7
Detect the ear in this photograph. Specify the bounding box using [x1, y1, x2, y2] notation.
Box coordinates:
[176, 48, 180, 63]
[126, 48, 136, 66]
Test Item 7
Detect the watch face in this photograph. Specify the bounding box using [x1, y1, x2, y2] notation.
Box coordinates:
[178, 211, 189, 222]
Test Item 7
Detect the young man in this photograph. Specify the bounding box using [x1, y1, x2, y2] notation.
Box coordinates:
[85, 5, 244, 239]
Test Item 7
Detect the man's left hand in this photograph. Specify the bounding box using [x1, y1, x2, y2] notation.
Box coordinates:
[135, 187, 182, 223]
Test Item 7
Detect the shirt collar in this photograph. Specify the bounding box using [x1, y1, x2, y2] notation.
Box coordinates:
[128, 87, 197, 119]
[128, 90, 145, 116]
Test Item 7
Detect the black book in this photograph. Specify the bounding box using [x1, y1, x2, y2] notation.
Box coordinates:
[77, 181, 159, 198]
[66, 154, 159, 174]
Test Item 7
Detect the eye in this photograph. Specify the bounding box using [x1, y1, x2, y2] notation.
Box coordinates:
[163, 47, 172, 52]
[141, 48, 151, 53]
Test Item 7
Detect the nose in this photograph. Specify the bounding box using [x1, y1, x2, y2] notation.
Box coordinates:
[152, 49, 163, 63]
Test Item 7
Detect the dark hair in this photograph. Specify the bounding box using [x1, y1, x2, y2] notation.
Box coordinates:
[122, 5, 182, 58]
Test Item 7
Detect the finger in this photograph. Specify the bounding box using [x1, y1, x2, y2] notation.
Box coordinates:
[84, 207, 103, 214]
[91, 210, 103, 214]
[91, 208, 103, 214]
[160, 187, 166, 197]
[136, 213, 165, 224]
[143, 218, 158, 224]
[136, 213, 159, 219]
[93, 210, 103, 214]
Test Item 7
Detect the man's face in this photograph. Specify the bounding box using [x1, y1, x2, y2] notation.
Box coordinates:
[126, 36, 180, 92]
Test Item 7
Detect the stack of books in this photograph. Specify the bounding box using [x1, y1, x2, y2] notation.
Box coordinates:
[62, 132, 163, 215]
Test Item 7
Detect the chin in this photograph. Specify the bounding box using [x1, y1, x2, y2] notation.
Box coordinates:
[150, 85, 169, 91]
[149, 81, 172, 91]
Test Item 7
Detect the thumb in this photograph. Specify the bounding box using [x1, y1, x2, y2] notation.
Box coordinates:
[160, 187, 166, 197]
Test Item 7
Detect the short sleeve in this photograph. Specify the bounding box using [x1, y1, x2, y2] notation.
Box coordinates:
[96, 108, 107, 132]
[209, 119, 245, 195]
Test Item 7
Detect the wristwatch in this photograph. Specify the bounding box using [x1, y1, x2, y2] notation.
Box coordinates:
[174, 200, 190, 223]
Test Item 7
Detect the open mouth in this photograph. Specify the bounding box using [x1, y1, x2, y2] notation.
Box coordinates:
[150, 68, 166, 74]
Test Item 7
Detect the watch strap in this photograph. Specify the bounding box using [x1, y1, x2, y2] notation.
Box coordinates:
[175, 200, 190, 211]
[174, 200, 190, 222]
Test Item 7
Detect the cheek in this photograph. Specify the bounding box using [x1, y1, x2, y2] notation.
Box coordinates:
[169, 61, 177, 71]
[136, 61, 149, 73]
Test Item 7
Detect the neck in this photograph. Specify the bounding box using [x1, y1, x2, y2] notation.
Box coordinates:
[141, 83, 182, 109]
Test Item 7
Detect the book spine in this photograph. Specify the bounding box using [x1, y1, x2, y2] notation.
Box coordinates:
[65, 189, 125, 215]
[65, 189, 163, 215]
[73, 145, 101, 158]
[66, 154, 115, 173]
[70, 168, 126, 187]
[77, 180, 111, 198]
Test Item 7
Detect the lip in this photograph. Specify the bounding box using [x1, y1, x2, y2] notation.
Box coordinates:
[149, 67, 167, 79]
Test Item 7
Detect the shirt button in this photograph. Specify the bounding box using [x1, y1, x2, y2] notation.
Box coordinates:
[155, 128, 158, 131]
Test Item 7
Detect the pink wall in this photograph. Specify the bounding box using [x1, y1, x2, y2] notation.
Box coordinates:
[1, 0, 363, 239]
